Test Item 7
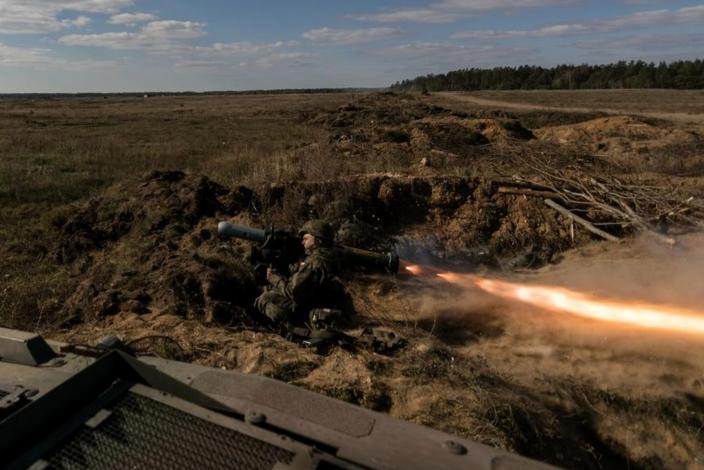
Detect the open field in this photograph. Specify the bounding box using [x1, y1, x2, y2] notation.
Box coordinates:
[437, 89, 704, 117]
[2, 90, 704, 468]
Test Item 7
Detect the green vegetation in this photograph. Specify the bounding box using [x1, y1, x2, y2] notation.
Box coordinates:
[392, 60, 704, 92]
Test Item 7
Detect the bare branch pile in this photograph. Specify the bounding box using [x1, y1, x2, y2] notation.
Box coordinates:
[495, 155, 704, 245]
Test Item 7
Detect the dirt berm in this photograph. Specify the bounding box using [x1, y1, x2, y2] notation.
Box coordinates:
[50, 170, 586, 325]
[46, 170, 704, 469]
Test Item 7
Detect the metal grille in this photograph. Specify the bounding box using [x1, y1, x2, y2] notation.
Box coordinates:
[46, 391, 295, 470]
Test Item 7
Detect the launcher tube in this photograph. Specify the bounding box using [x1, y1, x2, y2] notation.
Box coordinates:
[217, 222, 267, 243]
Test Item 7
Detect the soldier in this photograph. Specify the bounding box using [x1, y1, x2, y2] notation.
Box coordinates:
[254, 220, 346, 328]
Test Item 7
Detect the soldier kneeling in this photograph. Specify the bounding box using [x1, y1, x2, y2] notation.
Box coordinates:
[254, 220, 349, 338]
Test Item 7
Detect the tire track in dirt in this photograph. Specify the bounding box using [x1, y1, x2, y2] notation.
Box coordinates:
[437, 92, 704, 124]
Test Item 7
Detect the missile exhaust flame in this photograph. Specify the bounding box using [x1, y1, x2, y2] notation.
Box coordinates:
[405, 262, 704, 335]
[404, 264, 424, 276]
[442, 272, 704, 335]
[403, 262, 444, 276]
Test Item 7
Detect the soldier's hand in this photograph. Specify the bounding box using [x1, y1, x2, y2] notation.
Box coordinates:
[266, 267, 276, 283]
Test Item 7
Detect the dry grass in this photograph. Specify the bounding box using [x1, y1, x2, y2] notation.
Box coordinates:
[0, 93, 344, 329]
[2, 91, 703, 332]
[3, 90, 704, 468]
[0, 94, 341, 207]
[467, 89, 704, 115]
[0, 92, 441, 330]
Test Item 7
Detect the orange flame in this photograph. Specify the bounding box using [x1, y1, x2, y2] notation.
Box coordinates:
[437, 272, 704, 335]
[405, 264, 424, 275]
[404, 262, 444, 277]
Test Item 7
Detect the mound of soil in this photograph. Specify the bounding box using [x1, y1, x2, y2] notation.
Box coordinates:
[46, 168, 704, 469]
[263, 175, 586, 268]
[52, 170, 593, 325]
[311, 92, 451, 130]
[313, 93, 533, 166]
[414, 116, 535, 144]
[52, 171, 258, 324]
[536, 115, 701, 156]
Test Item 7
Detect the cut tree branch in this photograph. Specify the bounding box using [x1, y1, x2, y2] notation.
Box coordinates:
[544, 198, 620, 242]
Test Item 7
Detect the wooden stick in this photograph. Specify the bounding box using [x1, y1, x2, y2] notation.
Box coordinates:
[620, 203, 676, 246]
[570, 220, 575, 244]
[493, 179, 553, 191]
[497, 187, 560, 199]
[544, 198, 620, 242]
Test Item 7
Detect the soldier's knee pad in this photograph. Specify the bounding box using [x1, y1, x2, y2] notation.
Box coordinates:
[254, 290, 278, 310]
[264, 304, 290, 324]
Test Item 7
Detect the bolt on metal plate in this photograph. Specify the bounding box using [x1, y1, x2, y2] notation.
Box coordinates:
[245, 410, 266, 425]
[443, 440, 468, 455]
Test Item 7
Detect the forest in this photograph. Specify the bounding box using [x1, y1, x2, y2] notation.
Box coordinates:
[391, 60, 704, 91]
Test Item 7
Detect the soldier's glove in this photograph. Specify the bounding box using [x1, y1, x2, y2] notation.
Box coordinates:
[266, 268, 286, 289]
[253, 263, 269, 285]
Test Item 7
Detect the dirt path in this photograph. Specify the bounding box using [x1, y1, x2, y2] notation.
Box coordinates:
[437, 92, 704, 124]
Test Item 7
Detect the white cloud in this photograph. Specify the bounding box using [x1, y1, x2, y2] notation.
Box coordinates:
[140, 20, 205, 39]
[62, 16, 91, 28]
[0, 40, 116, 70]
[350, 0, 569, 26]
[453, 5, 704, 39]
[109, 12, 158, 25]
[60, 24, 312, 70]
[255, 52, 319, 67]
[174, 50, 317, 69]
[302, 27, 403, 45]
[453, 25, 584, 39]
[175, 60, 231, 68]
[43, 1, 132, 12]
[60, 20, 206, 49]
[189, 40, 300, 56]
[351, 9, 463, 24]
[60, 31, 141, 48]
[0, 0, 133, 33]
[0, 42, 52, 65]
[436, 0, 570, 10]
[574, 33, 704, 52]
[389, 41, 529, 58]
[379, 41, 536, 72]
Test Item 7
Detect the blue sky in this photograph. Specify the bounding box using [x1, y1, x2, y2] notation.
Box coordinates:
[0, 0, 702, 92]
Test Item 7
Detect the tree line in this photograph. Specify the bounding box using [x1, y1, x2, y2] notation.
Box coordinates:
[390, 60, 704, 91]
[0, 88, 376, 98]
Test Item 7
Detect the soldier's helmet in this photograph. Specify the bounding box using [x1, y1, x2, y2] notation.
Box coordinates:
[299, 220, 334, 246]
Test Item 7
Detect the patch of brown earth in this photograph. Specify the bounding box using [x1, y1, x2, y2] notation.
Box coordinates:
[54, 307, 637, 470]
[47, 168, 704, 469]
[52, 170, 259, 325]
[312, 92, 535, 169]
[535, 115, 701, 156]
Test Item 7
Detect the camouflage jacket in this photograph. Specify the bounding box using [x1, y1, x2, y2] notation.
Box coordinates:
[268, 247, 343, 310]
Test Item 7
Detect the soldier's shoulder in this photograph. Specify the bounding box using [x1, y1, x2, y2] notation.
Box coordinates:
[307, 248, 341, 267]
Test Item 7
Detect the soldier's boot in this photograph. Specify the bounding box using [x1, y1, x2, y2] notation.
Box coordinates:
[308, 308, 342, 330]
[303, 328, 355, 355]
[305, 309, 352, 354]
[358, 327, 406, 355]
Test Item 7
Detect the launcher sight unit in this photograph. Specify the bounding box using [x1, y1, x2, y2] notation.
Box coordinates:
[217, 222, 399, 282]
[0, 327, 556, 469]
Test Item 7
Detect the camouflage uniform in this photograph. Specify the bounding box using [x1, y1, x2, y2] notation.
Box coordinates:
[254, 221, 345, 325]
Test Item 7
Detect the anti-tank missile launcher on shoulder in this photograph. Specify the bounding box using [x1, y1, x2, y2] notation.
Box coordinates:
[217, 222, 399, 283]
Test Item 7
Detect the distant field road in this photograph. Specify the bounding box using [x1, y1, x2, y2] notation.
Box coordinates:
[437, 91, 704, 124]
